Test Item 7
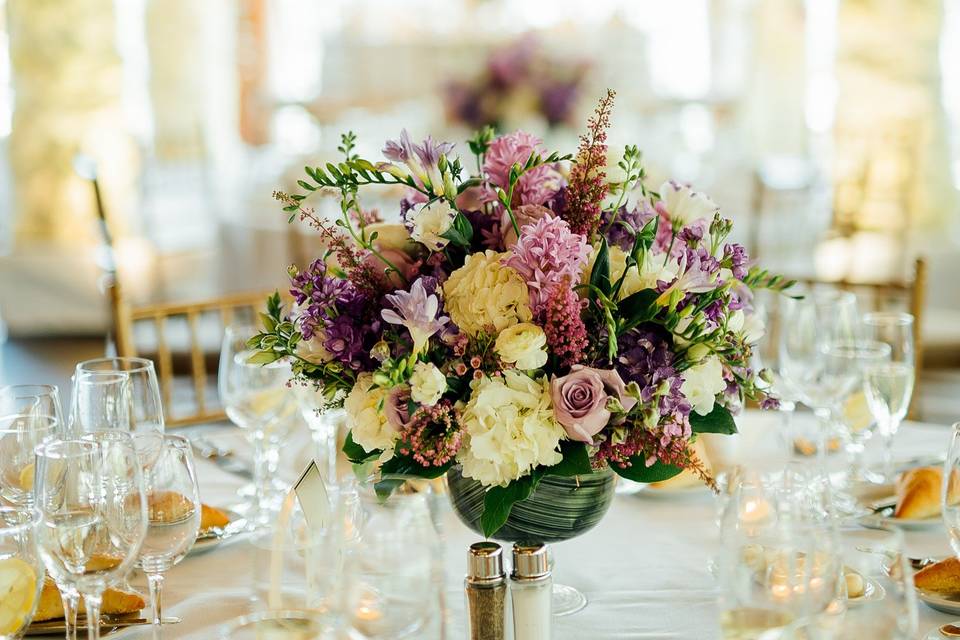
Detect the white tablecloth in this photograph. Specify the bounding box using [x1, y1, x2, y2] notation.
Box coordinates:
[106, 411, 955, 639]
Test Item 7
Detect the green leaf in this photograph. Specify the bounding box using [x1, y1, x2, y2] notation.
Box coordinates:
[343, 431, 381, 465]
[259, 312, 277, 333]
[611, 459, 683, 483]
[439, 212, 474, 248]
[246, 351, 280, 365]
[543, 441, 592, 477]
[481, 474, 540, 538]
[589, 238, 611, 298]
[689, 405, 738, 435]
[618, 289, 659, 329]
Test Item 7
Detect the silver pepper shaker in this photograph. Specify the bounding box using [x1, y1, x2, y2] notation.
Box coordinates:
[510, 543, 552, 640]
[465, 542, 507, 640]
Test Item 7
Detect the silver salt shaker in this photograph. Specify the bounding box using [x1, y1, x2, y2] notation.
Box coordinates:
[510, 543, 552, 640]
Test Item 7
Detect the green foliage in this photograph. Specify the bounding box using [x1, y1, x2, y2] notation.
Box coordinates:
[589, 238, 611, 298]
[611, 459, 683, 483]
[689, 405, 738, 435]
[440, 212, 474, 248]
[481, 473, 540, 538]
[343, 432, 381, 465]
[338, 131, 358, 162]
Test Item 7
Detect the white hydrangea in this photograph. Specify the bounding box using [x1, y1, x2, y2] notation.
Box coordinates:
[457, 371, 564, 487]
[409, 361, 446, 407]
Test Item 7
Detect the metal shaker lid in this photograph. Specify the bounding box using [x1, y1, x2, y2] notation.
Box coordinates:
[467, 541, 505, 583]
[511, 542, 550, 580]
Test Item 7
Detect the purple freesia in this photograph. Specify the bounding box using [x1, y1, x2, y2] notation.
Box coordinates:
[382, 129, 455, 195]
[381, 277, 450, 354]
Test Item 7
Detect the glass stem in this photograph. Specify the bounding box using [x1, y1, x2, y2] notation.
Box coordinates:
[62, 588, 79, 640]
[251, 431, 267, 524]
[883, 419, 898, 483]
[83, 591, 102, 640]
[147, 572, 164, 640]
[326, 420, 338, 487]
[847, 438, 866, 483]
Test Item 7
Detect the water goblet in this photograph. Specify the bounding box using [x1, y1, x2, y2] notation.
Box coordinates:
[75, 358, 164, 435]
[0, 385, 65, 428]
[0, 414, 59, 509]
[68, 372, 131, 435]
[0, 507, 44, 640]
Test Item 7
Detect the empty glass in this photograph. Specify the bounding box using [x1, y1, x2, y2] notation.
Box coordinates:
[861, 312, 915, 483]
[751, 291, 801, 453]
[0, 385, 65, 427]
[69, 372, 131, 434]
[75, 358, 164, 435]
[131, 434, 201, 640]
[0, 414, 59, 508]
[293, 385, 342, 488]
[0, 507, 44, 640]
[34, 436, 147, 640]
[219, 324, 295, 525]
[940, 423, 960, 635]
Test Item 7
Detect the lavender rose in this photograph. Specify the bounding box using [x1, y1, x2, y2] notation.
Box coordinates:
[550, 365, 638, 443]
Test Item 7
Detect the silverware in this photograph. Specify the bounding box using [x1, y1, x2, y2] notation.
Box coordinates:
[909, 556, 940, 570]
[866, 496, 898, 513]
[192, 437, 254, 480]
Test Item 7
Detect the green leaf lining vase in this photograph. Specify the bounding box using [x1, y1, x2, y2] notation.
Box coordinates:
[445, 464, 617, 543]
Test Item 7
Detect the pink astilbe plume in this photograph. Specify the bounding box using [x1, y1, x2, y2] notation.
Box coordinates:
[502, 216, 590, 314]
[558, 89, 615, 237]
[543, 278, 588, 367]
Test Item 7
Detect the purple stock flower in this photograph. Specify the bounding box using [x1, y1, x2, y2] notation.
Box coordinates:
[382, 130, 455, 195]
[723, 243, 750, 280]
[600, 202, 655, 252]
[381, 277, 450, 354]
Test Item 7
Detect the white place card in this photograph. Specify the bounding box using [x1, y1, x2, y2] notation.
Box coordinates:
[292, 459, 330, 530]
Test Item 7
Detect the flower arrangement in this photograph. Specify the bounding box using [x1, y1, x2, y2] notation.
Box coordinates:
[444, 36, 588, 131]
[250, 90, 790, 536]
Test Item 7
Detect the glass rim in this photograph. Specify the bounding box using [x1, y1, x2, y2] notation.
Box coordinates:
[76, 356, 156, 375]
[822, 339, 891, 358]
[0, 413, 59, 432]
[0, 506, 41, 534]
[1, 383, 59, 398]
[35, 438, 99, 460]
[862, 311, 914, 327]
[73, 370, 131, 387]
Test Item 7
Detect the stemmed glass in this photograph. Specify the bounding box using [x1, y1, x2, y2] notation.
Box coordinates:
[69, 372, 131, 435]
[751, 290, 801, 454]
[778, 290, 859, 454]
[940, 423, 960, 637]
[34, 435, 147, 640]
[130, 434, 201, 640]
[861, 312, 915, 483]
[292, 384, 341, 487]
[0, 414, 59, 508]
[218, 324, 295, 525]
[0, 385, 65, 427]
[75, 358, 164, 435]
[0, 507, 44, 640]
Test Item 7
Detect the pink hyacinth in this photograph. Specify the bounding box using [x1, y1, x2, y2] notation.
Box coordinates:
[483, 131, 561, 207]
[503, 216, 590, 314]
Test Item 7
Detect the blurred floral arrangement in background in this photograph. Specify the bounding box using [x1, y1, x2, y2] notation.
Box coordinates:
[444, 36, 589, 131]
[250, 90, 791, 536]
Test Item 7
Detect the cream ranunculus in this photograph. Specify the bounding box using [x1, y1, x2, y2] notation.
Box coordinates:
[443, 250, 532, 335]
[457, 370, 565, 487]
[495, 323, 548, 369]
[344, 374, 397, 453]
[680, 355, 727, 416]
[294, 333, 333, 364]
[410, 199, 456, 251]
[409, 361, 447, 406]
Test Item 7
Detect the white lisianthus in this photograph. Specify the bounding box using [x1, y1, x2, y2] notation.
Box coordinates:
[495, 323, 548, 369]
[294, 332, 333, 364]
[409, 361, 446, 406]
[660, 181, 718, 228]
[457, 371, 564, 487]
[410, 199, 456, 251]
[344, 374, 397, 453]
[681, 355, 727, 416]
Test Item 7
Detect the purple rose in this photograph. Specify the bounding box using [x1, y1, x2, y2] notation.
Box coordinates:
[385, 386, 412, 431]
[550, 365, 638, 444]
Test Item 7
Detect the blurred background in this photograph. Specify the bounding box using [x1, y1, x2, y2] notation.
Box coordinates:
[1, 0, 960, 420]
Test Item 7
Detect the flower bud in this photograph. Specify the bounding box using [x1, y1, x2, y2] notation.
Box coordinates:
[370, 341, 391, 362]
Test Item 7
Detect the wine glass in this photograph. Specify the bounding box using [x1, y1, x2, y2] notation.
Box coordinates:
[75, 358, 164, 435]
[0, 414, 59, 508]
[0, 385, 65, 428]
[939, 423, 960, 636]
[130, 434, 201, 640]
[861, 312, 915, 483]
[292, 384, 342, 488]
[751, 290, 801, 454]
[821, 341, 891, 490]
[0, 507, 44, 640]
[68, 372, 131, 435]
[34, 435, 148, 640]
[218, 324, 295, 525]
[778, 290, 859, 454]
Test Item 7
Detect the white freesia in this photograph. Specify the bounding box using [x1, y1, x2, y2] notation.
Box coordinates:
[409, 361, 446, 406]
[495, 323, 548, 369]
[410, 199, 456, 251]
[344, 374, 397, 453]
[582, 245, 678, 300]
[660, 181, 718, 228]
[728, 309, 765, 344]
[680, 355, 726, 416]
[457, 371, 564, 487]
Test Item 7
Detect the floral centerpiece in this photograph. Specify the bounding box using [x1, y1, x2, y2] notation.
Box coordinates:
[250, 90, 789, 537]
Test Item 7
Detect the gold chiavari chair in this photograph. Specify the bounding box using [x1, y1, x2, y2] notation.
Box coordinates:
[768, 257, 927, 420]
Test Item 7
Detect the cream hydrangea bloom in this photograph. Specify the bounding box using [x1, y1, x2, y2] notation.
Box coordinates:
[457, 370, 565, 487]
[581, 245, 677, 300]
[443, 250, 532, 335]
[344, 373, 397, 453]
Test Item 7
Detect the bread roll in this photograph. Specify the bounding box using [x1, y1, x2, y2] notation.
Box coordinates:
[33, 579, 145, 622]
[894, 467, 960, 519]
[914, 557, 960, 595]
[201, 504, 230, 530]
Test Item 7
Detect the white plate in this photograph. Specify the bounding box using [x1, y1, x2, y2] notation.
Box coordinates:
[858, 511, 943, 531]
[847, 576, 886, 605]
[918, 588, 960, 616]
[188, 508, 246, 556]
[635, 483, 712, 500]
